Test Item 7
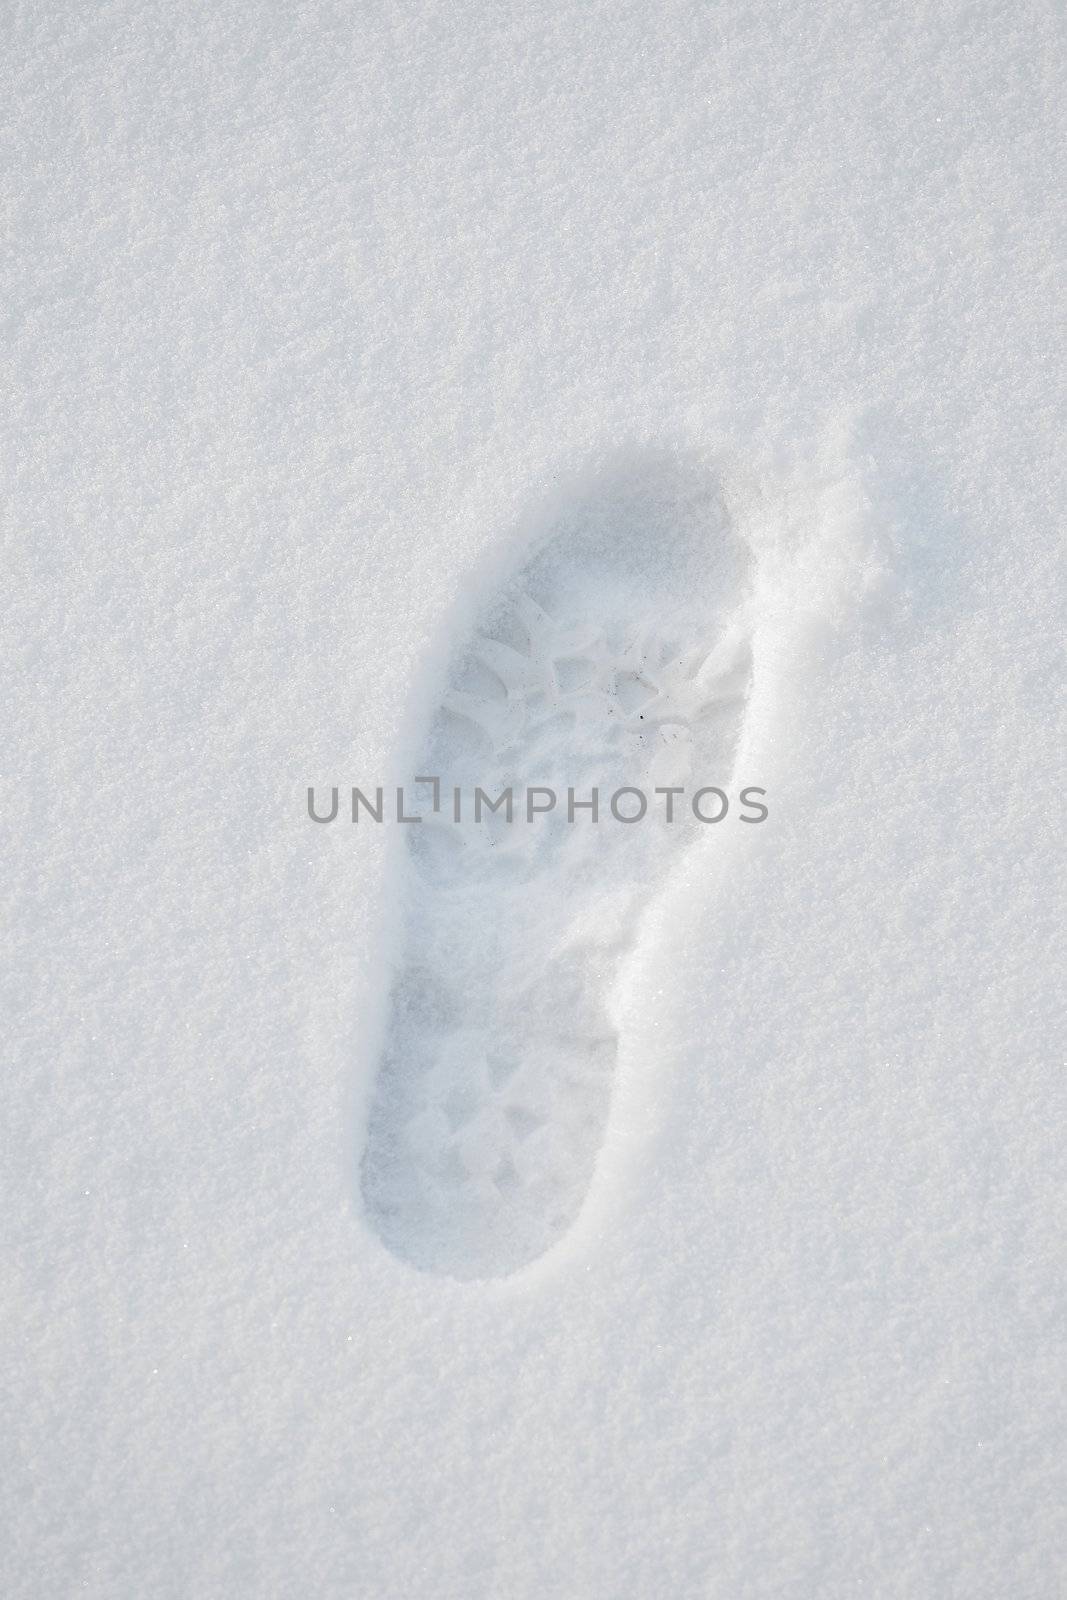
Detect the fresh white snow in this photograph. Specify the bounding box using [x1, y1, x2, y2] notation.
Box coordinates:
[3, 0, 1065, 1595]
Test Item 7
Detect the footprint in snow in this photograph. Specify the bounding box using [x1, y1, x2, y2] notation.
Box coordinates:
[360, 450, 754, 1278]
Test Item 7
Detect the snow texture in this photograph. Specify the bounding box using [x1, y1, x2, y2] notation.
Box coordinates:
[3, 0, 1065, 1596]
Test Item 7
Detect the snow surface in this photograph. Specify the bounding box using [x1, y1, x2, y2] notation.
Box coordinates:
[3, 0, 1065, 1595]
